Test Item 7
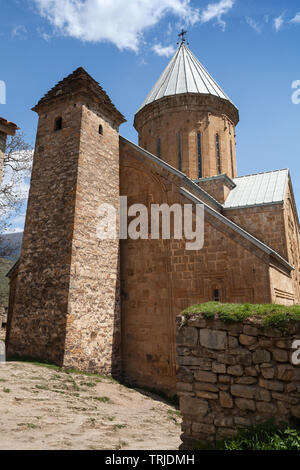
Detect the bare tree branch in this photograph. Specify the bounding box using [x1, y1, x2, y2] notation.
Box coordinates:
[0, 132, 33, 255]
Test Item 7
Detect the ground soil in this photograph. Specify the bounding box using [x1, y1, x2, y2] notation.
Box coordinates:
[0, 361, 181, 450]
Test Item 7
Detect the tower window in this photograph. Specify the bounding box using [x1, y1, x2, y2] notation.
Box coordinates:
[99, 124, 103, 135]
[178, 133, 182, 172]
[230, 140, 234, 177]
[216, 134, 221, 174]
[197, 132, 202, 179]
[213, 289, 220, 302]
[54, 117, 62, 131]
[157, 137, 161, 158]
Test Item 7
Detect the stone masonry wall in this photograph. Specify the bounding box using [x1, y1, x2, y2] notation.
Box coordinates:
[176, 312, 300, 449]
[119, 139, 291, 397]
[134, 94, 238, 180]
[7, 69, 124, 376]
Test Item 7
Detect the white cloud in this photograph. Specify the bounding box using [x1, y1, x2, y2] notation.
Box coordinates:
[274, 11, 285, 32]
[291, 12, 300, 24]
[200, 0, 234, 31]
[12, 25, 27, 38]
[37, 27, 51, 41]
[33, 0, 199, 52]
[152, 43, 176, 57]
[246, 16, 261, 33]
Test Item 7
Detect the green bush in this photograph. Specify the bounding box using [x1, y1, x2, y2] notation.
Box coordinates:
[183, 302, 300, 330]
[196, 421, 300, 451]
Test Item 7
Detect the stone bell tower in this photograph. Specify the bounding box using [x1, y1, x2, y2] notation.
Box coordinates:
[134, 40, 239, 182]
[7, 68, 126, 375]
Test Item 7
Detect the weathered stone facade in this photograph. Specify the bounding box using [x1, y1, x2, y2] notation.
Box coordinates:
[6, 68, 125, 374]
[119, 139, 295, 395]
[5, 44, 300, 397]
[134, 94, 238, 180]
[177, 312, 300, 449]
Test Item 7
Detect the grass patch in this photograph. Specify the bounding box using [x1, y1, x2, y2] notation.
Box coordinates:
[113, 424, 127, 430]
[3, 387, 10, 393]
[183, 302, 300, 330]
[196, 421, 300, 450]
[18, 423, 37, 429]
[167, 409, 181, 424]
[80, 382, 97, 388]
[93, 396, 111, 403]
[35, 384, 49, 391]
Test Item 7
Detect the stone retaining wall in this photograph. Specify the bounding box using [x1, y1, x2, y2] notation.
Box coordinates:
[176, 313, 300, 449]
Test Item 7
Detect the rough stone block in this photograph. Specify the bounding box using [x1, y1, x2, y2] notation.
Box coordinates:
[180, 396, 208, 417]
[253, 349, 271, 364]
[261, 367, 275, 379]
[214, 417, 233, 427]
[235, 398, 256, 411]
[177, 327, 198, 347]
[219, 391, 233, 408]
[200, 329, 227, 350]
[256, 402, 277, 414]
[194, 370, 217, 383]
[177, 366, 194, 383]
[231, 384, 256, 399]
[243, 325, 258, 336]
[196, 391, 218, 400]
[239, 334, 256, 346]
[272, 349, 288, 363]
[212, 362, 226, 374]
[227, 365, 244, 376]
[259, 379, 284, 392]
[195, 382, 218, 392]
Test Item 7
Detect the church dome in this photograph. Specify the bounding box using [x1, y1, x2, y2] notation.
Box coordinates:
[137, 42, 235, 113]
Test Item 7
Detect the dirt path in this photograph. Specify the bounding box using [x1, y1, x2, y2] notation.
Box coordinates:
[0, 362, 181, 450]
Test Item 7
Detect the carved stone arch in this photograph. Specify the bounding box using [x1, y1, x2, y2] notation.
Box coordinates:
[121, 160, 168, 198]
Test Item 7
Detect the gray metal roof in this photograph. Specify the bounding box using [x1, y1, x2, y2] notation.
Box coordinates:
[223, 169, 289, 209]
[138, 43, 233, 112]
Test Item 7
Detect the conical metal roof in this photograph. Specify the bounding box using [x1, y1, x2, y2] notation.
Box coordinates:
[138, 43, 234, 112]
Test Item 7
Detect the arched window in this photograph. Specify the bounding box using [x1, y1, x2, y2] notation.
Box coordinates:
[178, 133, 182, 172]
[54, 117, 62, 131]
[216, 134, 221, 174]
[157, 137, 161, 158]
[197, 132, 202, 178]
[99, 124, 103, 135]
[213, 289, 220, 302]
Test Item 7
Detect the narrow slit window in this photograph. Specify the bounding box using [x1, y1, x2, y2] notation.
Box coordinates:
[178, 133, 182, 172]
[230, 140, 234, 177]
[216, 134, 221, 174]
[99, 124, 103, 135]
[157, 137, 161, 158]
[213, 289, 220, 302]
[197, 132, 202, 179]
[54, 117, 62, 131]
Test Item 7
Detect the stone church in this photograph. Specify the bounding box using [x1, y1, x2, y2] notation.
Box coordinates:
[5, 41, 300, 396]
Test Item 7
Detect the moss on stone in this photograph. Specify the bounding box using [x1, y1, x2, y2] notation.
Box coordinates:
[182, 302, 300, 330]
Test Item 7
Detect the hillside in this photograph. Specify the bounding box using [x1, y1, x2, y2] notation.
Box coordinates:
[0, 232, 23, 259]
[0, 361, 181, 450]
[0, 258, 15, 307]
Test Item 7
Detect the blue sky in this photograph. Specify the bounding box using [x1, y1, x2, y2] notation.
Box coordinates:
[1, 0, 300, 231]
